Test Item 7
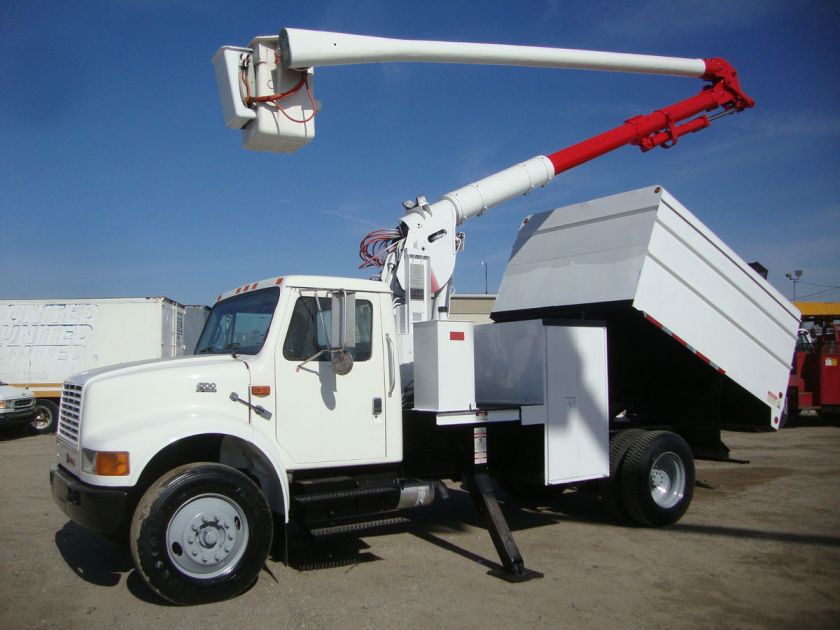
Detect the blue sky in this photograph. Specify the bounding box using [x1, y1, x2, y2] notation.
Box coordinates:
[2, 1, 838, 306]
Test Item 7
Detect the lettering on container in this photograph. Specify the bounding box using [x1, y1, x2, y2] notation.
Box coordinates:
[0, 303, 99, 380]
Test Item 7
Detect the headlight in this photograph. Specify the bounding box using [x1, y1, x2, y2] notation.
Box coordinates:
[0, 401, 7, 409]
[81, 449, 130, 476]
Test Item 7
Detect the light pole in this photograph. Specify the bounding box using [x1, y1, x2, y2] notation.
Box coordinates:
[481, 261, 488, 294]
[785, 269, 803, 301]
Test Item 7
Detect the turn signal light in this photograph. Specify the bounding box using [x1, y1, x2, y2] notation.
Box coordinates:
[82, 449, 130, 476]
[97, 452, 130, 476]
[251, 385, 271, 397]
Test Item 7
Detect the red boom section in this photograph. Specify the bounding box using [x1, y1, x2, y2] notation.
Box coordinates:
[548, 57, 754, 174]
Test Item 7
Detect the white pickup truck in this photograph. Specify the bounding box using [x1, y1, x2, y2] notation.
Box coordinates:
[0, 380, 38, 431]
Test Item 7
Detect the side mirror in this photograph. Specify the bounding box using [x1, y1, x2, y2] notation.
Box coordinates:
[329, 291, 355, 375]
[331, 291, 356, 351]
[331, 350, 354, 376]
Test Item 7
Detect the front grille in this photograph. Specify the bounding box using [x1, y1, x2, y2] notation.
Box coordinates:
[13, 398, 34, 410]
[58, 383, 83, 446]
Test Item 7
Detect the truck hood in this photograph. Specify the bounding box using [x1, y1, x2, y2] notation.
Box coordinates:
[0, 383, 35, 401]
[62, 354, 253, 448]
[65, 354, 247, 386]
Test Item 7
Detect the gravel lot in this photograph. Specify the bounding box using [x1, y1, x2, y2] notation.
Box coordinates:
[1, 419, 838, 629]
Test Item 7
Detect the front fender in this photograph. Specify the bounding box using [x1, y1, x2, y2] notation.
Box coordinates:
[71, 415, 291, 521]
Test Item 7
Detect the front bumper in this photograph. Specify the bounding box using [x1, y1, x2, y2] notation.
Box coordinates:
[50, 465, 129, 534]
[0, 408, 36, 426]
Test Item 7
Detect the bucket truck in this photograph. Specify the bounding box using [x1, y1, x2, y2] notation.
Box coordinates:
[50, 29, 798, 605]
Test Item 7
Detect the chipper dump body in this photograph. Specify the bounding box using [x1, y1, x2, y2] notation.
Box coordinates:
[490, 186, 800, 446]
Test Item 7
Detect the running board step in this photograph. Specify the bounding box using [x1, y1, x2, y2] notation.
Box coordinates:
[293, 485, 399, 505]
[308, 516, 410, 538]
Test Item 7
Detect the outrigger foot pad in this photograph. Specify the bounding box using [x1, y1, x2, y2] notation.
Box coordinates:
[488, 566, 544, 583]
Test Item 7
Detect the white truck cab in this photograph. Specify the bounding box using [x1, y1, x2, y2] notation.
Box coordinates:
[51, 275, 411, 603]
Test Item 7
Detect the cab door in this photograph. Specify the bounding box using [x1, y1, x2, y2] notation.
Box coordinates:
[274, 289, 387, 465]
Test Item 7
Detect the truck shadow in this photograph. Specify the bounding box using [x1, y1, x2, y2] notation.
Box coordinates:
[783, 412, 840, 428]
[56, 482, 840, 602]
[0, 425, 34, 441]
[54, 521, 172, 605]
[375, 484, 840, 572]
[292, 486, 610, 573]
[55, 522, 132, 587]
[286, 533, 382, 572]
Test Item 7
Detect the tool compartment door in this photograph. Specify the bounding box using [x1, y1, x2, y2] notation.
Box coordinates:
[544, 324, 609, 485]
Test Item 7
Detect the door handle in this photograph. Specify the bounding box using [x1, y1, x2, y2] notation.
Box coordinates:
[385, 334, 396, 397]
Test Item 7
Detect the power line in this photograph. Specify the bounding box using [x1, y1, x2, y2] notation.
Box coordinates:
[798, 280, 840, 289]
[798, 286, 840, 300]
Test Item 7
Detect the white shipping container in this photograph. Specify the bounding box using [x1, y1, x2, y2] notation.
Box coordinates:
[0, 297, 186, 397]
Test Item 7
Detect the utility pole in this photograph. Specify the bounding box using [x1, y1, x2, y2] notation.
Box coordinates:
[785, 270, 803, 301]
[481, 261, 488, 294]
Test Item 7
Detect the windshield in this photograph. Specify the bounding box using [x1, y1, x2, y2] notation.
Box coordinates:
[195, 287, 280, 356]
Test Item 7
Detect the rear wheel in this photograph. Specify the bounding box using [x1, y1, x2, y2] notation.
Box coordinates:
[599, 428, 645, 519]
[29, 399, 58, 434]
[130, 463, 272, 605]
[619, 431, 694, 526]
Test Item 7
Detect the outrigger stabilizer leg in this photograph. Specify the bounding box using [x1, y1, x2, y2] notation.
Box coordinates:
[465, 470, 543, 582]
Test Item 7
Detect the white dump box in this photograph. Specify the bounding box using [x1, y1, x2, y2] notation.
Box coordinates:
[0, 297, 187, 398]
[490, 185, 801, 430]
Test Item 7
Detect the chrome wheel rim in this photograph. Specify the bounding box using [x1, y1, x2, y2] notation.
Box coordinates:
[30, 407, 51, 430]
[649, 451, 685, 509]
[166, 493, 249, 578]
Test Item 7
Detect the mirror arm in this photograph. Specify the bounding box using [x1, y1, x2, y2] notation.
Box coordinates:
[296, 348, 328, 372]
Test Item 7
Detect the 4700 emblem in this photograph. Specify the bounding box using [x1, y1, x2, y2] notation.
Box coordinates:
[195, 382, 217, 393]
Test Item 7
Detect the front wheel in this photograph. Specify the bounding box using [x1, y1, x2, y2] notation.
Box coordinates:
[619, 431, 695, 527]
[29, 399, 58, 434]
[130, 463, 273, 605]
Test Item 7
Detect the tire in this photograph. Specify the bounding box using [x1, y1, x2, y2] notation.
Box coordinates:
[29, 399, 58, 434]
[619, 431, 694, 527]
[130, 463, 273, 605]
[599, 428, 645, 520]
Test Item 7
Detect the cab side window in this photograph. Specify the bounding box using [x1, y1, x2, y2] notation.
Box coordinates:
[283, 296, 373, 362]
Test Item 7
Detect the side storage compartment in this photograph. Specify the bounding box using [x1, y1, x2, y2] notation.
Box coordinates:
[413, 320, 476, 412]
[475, 320, 609, 486]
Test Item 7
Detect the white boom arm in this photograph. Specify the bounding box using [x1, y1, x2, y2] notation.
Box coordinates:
[213, 29, 708, 152]
[213, 29, 753, 341]
[278, 28, 706, 77]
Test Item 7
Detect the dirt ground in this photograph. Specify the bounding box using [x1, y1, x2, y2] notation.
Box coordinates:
[1, 418, 838, 629]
